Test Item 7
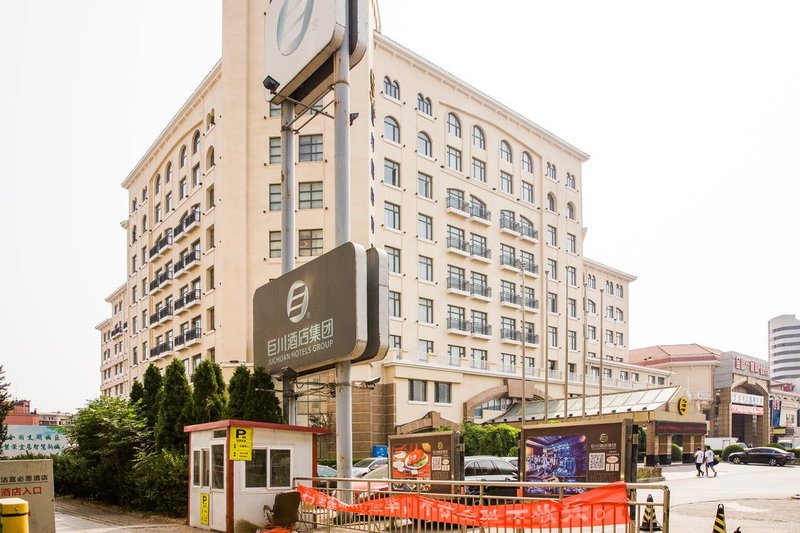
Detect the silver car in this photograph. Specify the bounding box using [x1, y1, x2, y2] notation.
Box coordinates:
[352, 457, 389, 478]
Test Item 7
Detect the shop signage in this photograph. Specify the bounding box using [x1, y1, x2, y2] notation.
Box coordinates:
[732, 392, 764, 406]
[730, 404, 763, 416]
[770, 398, 782, 427]
[388, 431, 463, 494]
[678, 397, 688, 415]
[654, 421, 707, 435]
[734, 356, 769, 378]
[229, 427, 253, 461]
[2, 425, 67, 457]
[253, 242, 368, 375]
[0, 459, 55, 533]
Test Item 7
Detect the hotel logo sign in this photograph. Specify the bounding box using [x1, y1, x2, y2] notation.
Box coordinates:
[287, 280, 309, 323]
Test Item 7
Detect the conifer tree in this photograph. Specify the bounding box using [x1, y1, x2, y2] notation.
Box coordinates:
[129, 379, 145, 407]
[226, 365, 250, 419]
[243, 367, 283, 423]
[191, 360, 226, 424]
[142, 363, 163, 432]
[0, 366, 13, 450]
[155, 359, 192, 451]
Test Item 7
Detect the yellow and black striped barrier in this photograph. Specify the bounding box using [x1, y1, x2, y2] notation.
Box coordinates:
[639, 493, 662, 531]
[713, 503, 726, 533]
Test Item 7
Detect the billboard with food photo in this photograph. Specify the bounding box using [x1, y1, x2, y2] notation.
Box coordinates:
[388, 431, 463, 493]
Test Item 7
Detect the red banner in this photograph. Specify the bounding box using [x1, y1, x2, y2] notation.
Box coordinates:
[297, 482, 630, 528]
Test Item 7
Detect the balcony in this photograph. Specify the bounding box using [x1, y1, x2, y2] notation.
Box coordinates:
[446, 236, 470, 256]
[149, 269, 173, 293]
[524, 333, 540, 346]
[521, 261, 540, 276]
[149, 231, 173, 260]
[446, 196, 469, 216]
[438, 354, 461, 367]
[500, 363, 516, 374]
[150, 340, 174, 359]
[500, 291, 520, 307]
[446, 277, 468, 295]
[471, 359, 489, 370]
[470, 283, 491, 300]
[471, 322, 492, 338]
[174, 289, 201, 314]
[523, 296, 540, 310]
[173, 249, 200, 278]
[469, 203, 491, 224]
[500, 253, 521, 271]
[173, 210, 200, 242]
[175, 327, 202, 349]
[499, 215, 520, 235]
[501, 328, 521, 343]
[446, 317, 470, 335]
[519, 223, 539, 241]
[470, 244, 491, 262]
[110, 324, 124, 338]
[149, 304, 173, 326]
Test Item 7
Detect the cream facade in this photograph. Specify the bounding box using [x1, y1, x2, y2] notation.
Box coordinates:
[96, 283, 128, 397]
[768, 314, 800, 390]
[99, 0, 669, 456]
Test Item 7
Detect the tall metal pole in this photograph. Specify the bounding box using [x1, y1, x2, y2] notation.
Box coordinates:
[581, 282, 587, 418]
[544, 270, 549, 422]
[334, 1, 353, 493]
[599, 288, 605, 417]
[563, 283, 569, 420]
[280, 101, 297, 425]
[520, 263, 527, 427]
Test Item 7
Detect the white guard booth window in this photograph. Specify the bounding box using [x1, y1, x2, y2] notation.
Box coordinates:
[185, 419, 326, 532]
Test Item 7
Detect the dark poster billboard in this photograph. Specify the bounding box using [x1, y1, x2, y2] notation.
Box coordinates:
[522, 420, 631, 495]
[388, 431, 463, 493]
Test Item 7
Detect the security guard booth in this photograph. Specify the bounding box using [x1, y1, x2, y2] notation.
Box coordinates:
[185, 419, 327, 532]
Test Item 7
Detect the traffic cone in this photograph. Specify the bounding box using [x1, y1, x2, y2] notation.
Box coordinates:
[639, 494, 662, 531]
[712, 503, 726, 533]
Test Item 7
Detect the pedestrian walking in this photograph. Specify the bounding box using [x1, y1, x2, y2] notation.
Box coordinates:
[694, 447, 705, 476]
[704, 446, 717, 477]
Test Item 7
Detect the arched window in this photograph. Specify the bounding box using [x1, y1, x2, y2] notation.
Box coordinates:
[519, 215, 533, 232]
[384, 116, 400, 143]
[192, 130, 201, 154]
[567, 201, 576, 220]
[587, 299, 596, 313]
[547, 193, 556, 212]
[131, 225, 137, 244]
[500, 209, 515, 228]
[472, 125, 485, 150]
[165, 162, 173, 182]
[417, 93, 432, 115]
[446, 188, 464, 209]
[207, 146, 215, 168]
[616, 308, 624, 321]
[522, 151, 533, 173]
[155, 175, 161, 194]
[500, 140, 512, 163]
[417, 131, 432, 156]
[446, 112, 461, 137]
[142, 215, 148, 231]
[206, 110, 215, 130]
[179, 146, 187, 168]
[383, 77, 400, 99]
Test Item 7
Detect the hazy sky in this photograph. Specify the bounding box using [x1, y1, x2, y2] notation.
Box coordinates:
[2, 1, 799, 412]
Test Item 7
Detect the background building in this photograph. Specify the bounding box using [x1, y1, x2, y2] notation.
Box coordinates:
[98, 0, 669, 456]
[768, 314, 800, 391]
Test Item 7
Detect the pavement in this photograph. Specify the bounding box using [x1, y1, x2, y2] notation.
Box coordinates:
[56, 497, 195, 532]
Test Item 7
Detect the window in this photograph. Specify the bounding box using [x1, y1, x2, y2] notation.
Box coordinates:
[165, 192, 173, 212]
[417, 213, 433, 240]
[155, 176, 161, 195]
[417, 93, 432, 115]
[246, 449, 268, 488]
[299, 134, 323, 162]
[417, 172, 432, 198]
[211, 444, 224, 489]
[166, 162, 173, 183]
[587, 274, 596, 289]
[500, 140, 512, 163]
[141, 187, 148, 203]
[206, 225, 215, 248]
[269, 184, 281, 211]
[408, 380, 427, 401]
[615, 308, 624, 321]
[448, 345, 465, 364]
[631, 372, 640, 382]
[269, 103, 281, 117]
[500, 171, 513, 194]
[567, 298, 577, 318]
[566, 172, 576, 189]
[417, 132, 432, 156]
[179, 178, 187, 199]
[298, 182, 323, 209]
[546, 259, 557, 279]
[616, 284, 624, 298]
[616, 332, 624, 346]
[501, 353, 516, 373]
[587, 325, 597, 340]
[269, 137, 281, 164]
[522, 151, 533, 173]
[546, 225, 557, 246]
[568, 330, 577, 351]
[384, 116, 400, 142]
[548, 326, 558, 347]
[546, 161, 557, 179]
[154, 203, 161, 222]
[418, 340, 433, 359]
[567, 266, 577, 286]
[384, 159, 400, 186]
[547, 292, 558, 313]
[586, 299, 596, 314]
[384, 202, 400, 230]
[435, 382, 451, 403]
[472, 125, 485, 149]
[389, 334, 401, 348]
[547, 193, 556, 212]
[448, 264, 465, 291]
[567, 233, 576, 253]
[383, 77, 400, 99]
[472, 158, 486, 182]
[388, 291, 401, 317]
[605, 329, 614, 344]
[386, 246, 400, 273]
[299, 229, 323, 256]
[606, 280, 614, 292]
[522, 181, 534, 203]
[418, 256, 433, 281]
[446, 113, 461, 137]
[418, 298, 433, 324]
[270, 449, 291, 487]
[269, 233, 281, 258]
[446, 146, 462, 172]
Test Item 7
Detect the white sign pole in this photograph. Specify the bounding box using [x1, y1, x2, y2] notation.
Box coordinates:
[281, 100, 297, 425]
[334, 0, 353, 498]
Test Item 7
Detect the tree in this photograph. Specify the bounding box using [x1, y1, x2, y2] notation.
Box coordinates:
[155, 359, 192, 451]
[129, 379, 144, 407]
[191, 360, 226, 424]
[226, 365, 250, 419]
[142, 364, 163, 433]
[0, 366, 13, 450]
[244, 367, 283, 423]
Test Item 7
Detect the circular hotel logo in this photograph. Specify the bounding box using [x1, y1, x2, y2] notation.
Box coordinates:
[287, 280, 309, 323]
[276, 0, 315, 56]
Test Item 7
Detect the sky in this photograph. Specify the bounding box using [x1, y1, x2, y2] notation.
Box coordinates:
[2, 1, 799, 412]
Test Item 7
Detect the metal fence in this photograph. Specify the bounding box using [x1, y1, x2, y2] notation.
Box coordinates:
[293, 477, 669, 533]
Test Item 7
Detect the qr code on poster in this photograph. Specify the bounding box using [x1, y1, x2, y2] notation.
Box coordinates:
[432, 456, 442, 471]
[589, 453, 606, 471]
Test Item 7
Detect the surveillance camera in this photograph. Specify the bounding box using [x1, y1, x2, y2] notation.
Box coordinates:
[365, 377, 381, 387]
[281, 366, 298, 379]
[263, 76, 280, 93]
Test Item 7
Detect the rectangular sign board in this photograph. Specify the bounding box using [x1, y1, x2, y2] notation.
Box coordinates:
[253, 242, 368, 375]
[2, 425, 67, 457]
[353, 247, 389, 363]
[388, 431, 463, 494]
[229, 427, 253, 461]
[522, 420, 631, 495]
[199, 493, 210, 525]
[0, 459, 55, 532]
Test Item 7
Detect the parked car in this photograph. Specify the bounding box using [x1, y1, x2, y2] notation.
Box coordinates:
[502, 456, 519, 470]
[316, 464, 338, 489]
[728, 447, 795, 466]
[352, 465, 392, 502]
[464, 456, 518, 497]
[352, 457, 389, 478]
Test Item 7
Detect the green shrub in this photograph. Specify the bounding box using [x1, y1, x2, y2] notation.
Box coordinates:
[791, 448, 800, 459]
[671, 443, 682, 461]
[765, 443, 787, 450]
[53, 452, 95, 497]
[637, 465, 662, 480]
[721, 444, 744, 461]
[131, 449, 189, 517]
[318, 458, 337, 468]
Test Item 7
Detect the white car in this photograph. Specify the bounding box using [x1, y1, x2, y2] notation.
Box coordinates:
[351, 457, 388, 478]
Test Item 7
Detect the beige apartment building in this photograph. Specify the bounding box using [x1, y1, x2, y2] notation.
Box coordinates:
[97, 0, 670, 456]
